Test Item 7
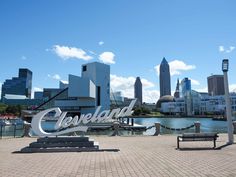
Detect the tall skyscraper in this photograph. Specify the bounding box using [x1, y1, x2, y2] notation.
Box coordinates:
[180, 77, 192, 116]
[134, 77, 142, 105]
[207, 75, 225, 96]
[180, 77, 191, 97]
[18, 68, 32, 98]
[174, 78, 180, 98]
[1, 68, 32, 99]
[159, 57, 171, 97]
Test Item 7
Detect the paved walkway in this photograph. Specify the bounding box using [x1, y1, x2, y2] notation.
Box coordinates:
[0, 134, 236, 177]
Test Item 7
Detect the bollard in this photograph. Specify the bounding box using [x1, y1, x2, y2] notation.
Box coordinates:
[233, 121, 236, 134]
[131, 118, 134, 126]
[194, 121, 201, 133]
[154, 122, 161, 136]
[111, 121, 120, 136]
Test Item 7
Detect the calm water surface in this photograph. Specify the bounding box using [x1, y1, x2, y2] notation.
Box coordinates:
[134, 117, 228, 135]
[41, 117, 229, 135]
[0, 117, 231, 136]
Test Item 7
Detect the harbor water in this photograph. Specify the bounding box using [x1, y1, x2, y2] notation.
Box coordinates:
[1, 117, 230, 137]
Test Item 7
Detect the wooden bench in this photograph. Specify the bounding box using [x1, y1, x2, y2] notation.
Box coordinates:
[177, 132, 219, 149]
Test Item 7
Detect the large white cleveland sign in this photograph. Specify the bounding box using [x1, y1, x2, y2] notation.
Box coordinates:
[31, 99, 136, 137]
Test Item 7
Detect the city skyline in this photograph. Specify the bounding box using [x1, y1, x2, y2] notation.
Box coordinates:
[1, 1, 236, 103]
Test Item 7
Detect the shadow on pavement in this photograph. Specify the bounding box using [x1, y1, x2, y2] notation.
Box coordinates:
[12, 148, 120, 154]
[176, 142, 236, 151]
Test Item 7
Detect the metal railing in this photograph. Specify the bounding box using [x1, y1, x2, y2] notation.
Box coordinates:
[0, 123, 24, 139]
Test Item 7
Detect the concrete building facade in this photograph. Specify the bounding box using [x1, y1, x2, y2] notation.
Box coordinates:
[39, 62, 110, 114]
[160, 93, 236, 116]
[207, 75, 225, 96]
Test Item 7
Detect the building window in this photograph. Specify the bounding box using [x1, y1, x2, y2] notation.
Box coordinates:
[82, 65, 87, 72]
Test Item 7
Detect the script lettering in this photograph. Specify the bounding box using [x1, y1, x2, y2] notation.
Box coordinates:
[31, 99, 137, 137]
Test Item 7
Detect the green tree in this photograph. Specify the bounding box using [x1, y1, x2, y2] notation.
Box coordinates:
[5, 105, 22, 116]
[133, 108, 142, 115]
[0, 103, 8, 114]
[133, 106, 151, 115]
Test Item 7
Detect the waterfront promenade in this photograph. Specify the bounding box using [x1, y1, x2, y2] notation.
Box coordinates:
[0, 134, 236, 177]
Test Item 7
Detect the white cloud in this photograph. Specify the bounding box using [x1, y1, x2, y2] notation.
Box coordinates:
[31, 87, 43, 98]
[99, 41, 104, 46]
[219, 45, 235, 53]
[52, 45, 93, 60]
[21, 56, 27, 60]
[219, 46, 225, 52]
[110, 74, 135, 91]
[110, 74, 158, 103]
[99, 52, 115, 64]
[48, 74, 61, 80]
[143, 90, 160, 103]
[60, 80, 68, 84]
[33, 87, 43, 92]
[141, 79, 155, 89]
[229, 84, 236, 92]
[155, 60, 196, 76]
[53, 74, 61, 80]
[194, 84, 236, 93]
[226, 46, 235, 53]
[195, 87, 208, 93]
[190, 78, 200, 86]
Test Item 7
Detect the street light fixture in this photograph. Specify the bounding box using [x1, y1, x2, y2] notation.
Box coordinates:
[222, 59, 229, 72]
[222, 59, 234, 144]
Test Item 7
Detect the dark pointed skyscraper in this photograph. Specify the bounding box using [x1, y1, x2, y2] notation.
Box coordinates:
[174, 78, 180, 98]
[159, 57, 171, 97]
[134, 77, 142, 105]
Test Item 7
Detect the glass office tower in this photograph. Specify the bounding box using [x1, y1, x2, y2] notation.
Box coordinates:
[1, 68, 32, 99]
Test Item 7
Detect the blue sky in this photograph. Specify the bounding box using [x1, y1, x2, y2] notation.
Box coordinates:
[0, 0, 236, 103]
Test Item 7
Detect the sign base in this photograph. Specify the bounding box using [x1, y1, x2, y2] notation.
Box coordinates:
[20, 136, 99, 153]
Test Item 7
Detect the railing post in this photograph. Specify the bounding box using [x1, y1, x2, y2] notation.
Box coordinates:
[154, 122, 161, 136]
[233, 121, 236, 134]
[194, 121, 201, 133]
[14, 123, 16, 138]
[0, 125, 2, 139]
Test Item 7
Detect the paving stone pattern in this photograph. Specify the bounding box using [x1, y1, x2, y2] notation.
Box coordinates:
[0, 134, 236, 177]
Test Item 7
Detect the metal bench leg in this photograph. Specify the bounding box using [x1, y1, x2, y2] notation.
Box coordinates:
[177, 137, 179, 149]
